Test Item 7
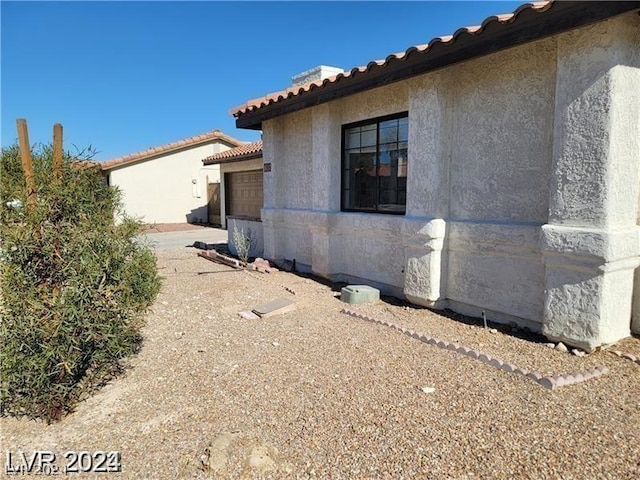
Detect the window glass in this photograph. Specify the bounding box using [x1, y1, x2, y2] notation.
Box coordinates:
[342, 113, 408, 214]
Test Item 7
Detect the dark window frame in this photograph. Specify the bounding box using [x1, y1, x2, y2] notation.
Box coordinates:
[341, 111, 408, 215]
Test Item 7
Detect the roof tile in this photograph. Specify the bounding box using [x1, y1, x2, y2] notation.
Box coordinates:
[101, 130, 243, 170]
[202, 140, 263, 165]
[230, 1, 554, 117]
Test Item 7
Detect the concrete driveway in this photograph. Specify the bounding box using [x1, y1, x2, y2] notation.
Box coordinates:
[143, 227, 228, 250]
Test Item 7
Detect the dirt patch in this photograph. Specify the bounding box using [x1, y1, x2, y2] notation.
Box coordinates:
[3, 247, 639, 479]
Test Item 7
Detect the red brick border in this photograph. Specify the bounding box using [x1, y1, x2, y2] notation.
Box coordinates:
[340, 308, 608, 390]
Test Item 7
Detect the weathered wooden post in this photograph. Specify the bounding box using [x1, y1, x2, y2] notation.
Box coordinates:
[53, 123, 63, 178]
[16, 118, 37, 213]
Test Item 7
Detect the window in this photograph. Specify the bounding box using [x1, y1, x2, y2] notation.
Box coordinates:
[341, 112, 408, 214]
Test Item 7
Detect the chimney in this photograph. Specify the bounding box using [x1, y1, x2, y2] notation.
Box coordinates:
[291, 65, 344, 87]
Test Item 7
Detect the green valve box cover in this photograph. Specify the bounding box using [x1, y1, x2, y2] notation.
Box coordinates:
[340, 285, 380, 304]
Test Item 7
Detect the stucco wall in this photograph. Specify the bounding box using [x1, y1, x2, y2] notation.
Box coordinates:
[108, 141, 232, 224]
[260, 13, 640, 349]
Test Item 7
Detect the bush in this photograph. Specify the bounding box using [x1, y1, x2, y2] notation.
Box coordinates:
[0, 143, 160, 421]
[231, 220, 256, 265]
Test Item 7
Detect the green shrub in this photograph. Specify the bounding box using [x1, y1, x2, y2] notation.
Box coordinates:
[0, 143, 161, 422]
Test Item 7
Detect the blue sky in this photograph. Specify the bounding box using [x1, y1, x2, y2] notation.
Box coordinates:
[2, 1, 522, 161]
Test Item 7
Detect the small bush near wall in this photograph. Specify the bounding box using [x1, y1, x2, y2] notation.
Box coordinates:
[0, 144, 160, 422]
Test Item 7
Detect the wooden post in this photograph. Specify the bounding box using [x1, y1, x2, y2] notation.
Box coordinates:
[16, 118, 37, 212]
[53, 123, 63, 178]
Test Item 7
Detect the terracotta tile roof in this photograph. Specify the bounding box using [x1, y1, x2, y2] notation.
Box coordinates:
[101, 130, 243, 170]
[202, 140, 263, 165]
[71, 159, 102, 171]
[231, 1, 553, 117]
[231, 0, 640, 129]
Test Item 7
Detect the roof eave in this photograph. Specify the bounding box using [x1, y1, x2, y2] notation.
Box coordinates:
[202, 151, 263, 166]
[101, 135, 242, 171]
[234, 1, 640, 130]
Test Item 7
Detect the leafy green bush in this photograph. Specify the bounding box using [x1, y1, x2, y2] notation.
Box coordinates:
[0, 143, 160, 421]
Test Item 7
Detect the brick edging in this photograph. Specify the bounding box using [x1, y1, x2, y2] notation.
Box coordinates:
[611, 350, 640, 367]
[340, 308, 608, 390]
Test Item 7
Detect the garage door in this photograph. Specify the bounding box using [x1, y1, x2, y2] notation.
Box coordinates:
[225, 170, 263, 219]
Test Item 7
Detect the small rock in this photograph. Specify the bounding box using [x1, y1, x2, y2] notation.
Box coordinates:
[272, 341, 280, 347]
[543, 343, 556, 349]
[421, 386, 436, 394]
[555, 342, 568, 352]
[572, 349, 586, 357]
[489, 328, 498, 334]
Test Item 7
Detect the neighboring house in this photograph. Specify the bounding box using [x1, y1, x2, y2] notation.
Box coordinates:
[230, 1, 640, 351]
[101, 130, 242, 224]
[202, 140, 264, 257]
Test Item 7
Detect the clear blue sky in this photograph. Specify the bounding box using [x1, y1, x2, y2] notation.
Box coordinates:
[2, 1, 522, 161]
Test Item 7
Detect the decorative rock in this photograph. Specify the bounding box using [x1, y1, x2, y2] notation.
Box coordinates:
[489, 358, 504, 368]
[537, 377, 556, 390]
[478, 353, 492, 363]
[543, 343, 556, 349]
[489, 328, 498, 334]
[572, 349, 586, 357]
[555, 342, 568, 352]
[421, 386, 436, 394]
[499, 363, 515, 373]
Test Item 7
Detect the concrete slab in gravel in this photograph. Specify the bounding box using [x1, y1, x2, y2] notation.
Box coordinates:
[238, 311, 260, 320]
[252, 298, 296, 318]
[341, 285, 380, 304]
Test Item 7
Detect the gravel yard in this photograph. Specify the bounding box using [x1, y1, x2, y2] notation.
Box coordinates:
[2, 246, 639, 479]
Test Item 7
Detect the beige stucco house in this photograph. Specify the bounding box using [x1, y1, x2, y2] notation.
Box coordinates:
[230, 1, 640, 351]
[101, 130, 242, 224]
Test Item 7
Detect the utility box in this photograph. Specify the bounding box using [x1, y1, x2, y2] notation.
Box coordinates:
[340, 285, 380, 304]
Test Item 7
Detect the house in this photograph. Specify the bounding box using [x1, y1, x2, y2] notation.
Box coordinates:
[101, 130, 242, 224]
[202, 140, 264, 257]
[230, 1, 640, 352]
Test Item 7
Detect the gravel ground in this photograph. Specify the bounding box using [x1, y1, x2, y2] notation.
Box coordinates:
[2, 246, 639, 479]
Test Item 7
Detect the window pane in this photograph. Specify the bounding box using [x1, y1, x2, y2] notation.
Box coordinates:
[379, 123, 398, 144]
[361, 128, 376, 147]
[342, 114, 407, 214]
[347, 131, 360, 149]
[378, 143, 398, 153]
[398, 118, 408, 142]
[353, 188, 377, 209]
[397, 147, 407, 178]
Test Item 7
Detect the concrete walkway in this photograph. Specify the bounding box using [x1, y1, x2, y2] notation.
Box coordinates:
[144, 226, 228, 250]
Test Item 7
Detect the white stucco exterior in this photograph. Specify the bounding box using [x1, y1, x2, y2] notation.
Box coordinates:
[105, 140, 235, 224]
[259, 14, 640, 351]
